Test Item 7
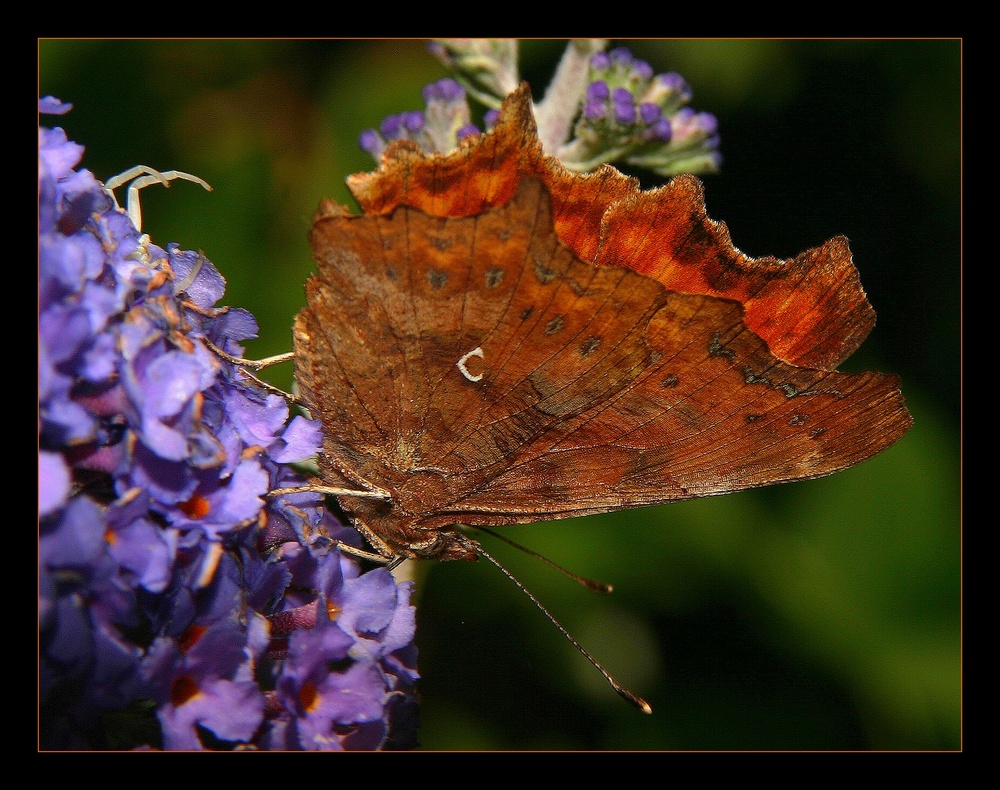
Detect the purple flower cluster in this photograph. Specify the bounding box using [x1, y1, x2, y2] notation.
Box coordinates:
[38, 98, 419, 751]
[359, 78, 481, 160]
[364, 41, 720, 180]
[565, 47, 721, 176]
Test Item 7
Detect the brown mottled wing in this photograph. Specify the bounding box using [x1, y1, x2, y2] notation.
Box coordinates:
[349, 85, 877, 371]
[295, 176, 912, 528]
[444, 286, 909, 523]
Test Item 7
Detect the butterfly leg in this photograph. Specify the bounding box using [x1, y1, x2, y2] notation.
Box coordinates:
[268, 484, 397, 560]
[269, 483, 390, 500]
[322, 541, 408, 575]
[330, 541, 395, 565]
[105, 165, 212, 233]
[203, 341, 295, 373]
[203, 339, 302, 404]
[323, 542, 408, 573]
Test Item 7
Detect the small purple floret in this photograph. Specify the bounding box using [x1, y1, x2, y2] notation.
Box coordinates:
[589, 52, 611, 71]
[587, 80, 610, 102]
[611, 86, 634, 105]
[652, 118, 673, 141]
[614, 102, 636, 125]
[402, 111, 425, 134]
[379, 114, 402, 138]
[632, 59, 653, 81]
[639, 102, 662, 125]
[359, 129, 382, 155]
[423, 77, 465, 103]
[608, 47, 632, 65]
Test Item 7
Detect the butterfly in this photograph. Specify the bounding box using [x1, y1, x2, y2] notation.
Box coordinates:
[288, 84, 912, 711]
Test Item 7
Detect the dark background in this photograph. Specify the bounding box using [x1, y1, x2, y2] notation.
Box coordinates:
[39, 39, 960, 751]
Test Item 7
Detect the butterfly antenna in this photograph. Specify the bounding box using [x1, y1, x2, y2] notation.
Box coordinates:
[474, 544, 652, 714]
[469, 525, 613, 594]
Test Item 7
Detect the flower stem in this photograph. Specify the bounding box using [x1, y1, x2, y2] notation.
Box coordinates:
[533, 39, 607, 154]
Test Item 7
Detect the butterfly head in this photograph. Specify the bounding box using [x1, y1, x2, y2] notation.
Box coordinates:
[341, 493, 482, 563]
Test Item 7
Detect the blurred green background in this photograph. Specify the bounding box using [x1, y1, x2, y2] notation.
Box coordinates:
[39, 39, 960, 751]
